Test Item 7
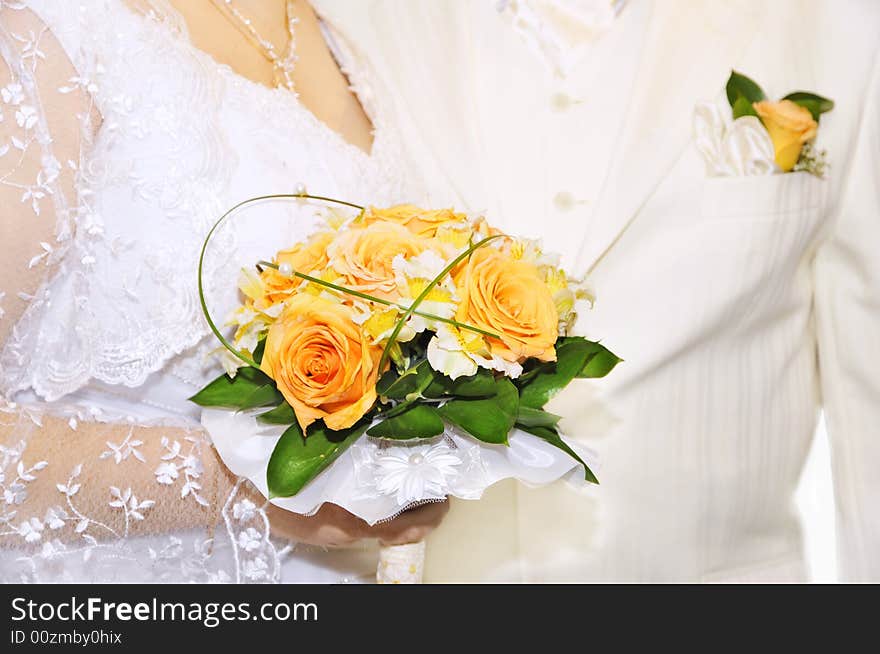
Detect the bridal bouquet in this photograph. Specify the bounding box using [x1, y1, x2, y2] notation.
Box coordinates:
[192, 195, 620, 582]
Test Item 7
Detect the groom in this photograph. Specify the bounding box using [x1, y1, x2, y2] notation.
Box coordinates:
[315, 0, 880, 581]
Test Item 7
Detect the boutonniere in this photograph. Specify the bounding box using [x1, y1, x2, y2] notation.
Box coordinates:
[725, 71, 834, 176]
[694, 71, 834, 178]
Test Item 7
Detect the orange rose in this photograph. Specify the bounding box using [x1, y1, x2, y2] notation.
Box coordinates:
[260, 294, 383, 432]
[362, 204, 468, 238]
[260, 231, 335, 306]
[455, 248, 558, 363]
[753, 99, 818, 172]
[329, 221, 428, 300]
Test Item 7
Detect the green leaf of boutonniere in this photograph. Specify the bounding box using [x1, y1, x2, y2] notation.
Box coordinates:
[367, 403, 445, 439]
[732, 95, 758, 119]
[782, 91, 835, 121]
[520, 425, 599, 485]
[267, 420, 368, 498]
[257, 400, 297, 425]
[438, 377, 519, 444]
[726, 70, 766, 117]
[189, 366, 282, 410]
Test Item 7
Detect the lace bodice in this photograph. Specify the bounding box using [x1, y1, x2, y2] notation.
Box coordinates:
[0, 0, 415, 405]
[0, 0, 415, 582]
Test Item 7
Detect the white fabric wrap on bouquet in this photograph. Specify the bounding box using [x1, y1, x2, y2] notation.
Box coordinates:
[201, 408, 596, 526]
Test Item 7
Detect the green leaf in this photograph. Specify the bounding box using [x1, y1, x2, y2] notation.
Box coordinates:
[516, 406, 562, 429]
[423, 368, 498, 399]
[726, 70, 766, 109]
[252, 336, 266, 365]
[188, 366, 282, 410]
[239, 383, 284, 411]
[267, 421, 367, 498]
[438, 377, 518, 444]
[732, 95, 758, 119]
[367, 404, 445, 439]
[783, 91, 835, 121]
[257, 401, 296, 425]
[521, 425, 598, 485]
[517, 338, 593, 409]
[377, 360, 434, 400]
[573, 339, 623, 379]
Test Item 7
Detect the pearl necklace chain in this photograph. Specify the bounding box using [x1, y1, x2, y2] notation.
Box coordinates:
[210, 0, 298, 91]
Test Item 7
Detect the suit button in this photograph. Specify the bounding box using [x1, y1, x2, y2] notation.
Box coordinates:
[550, 92, 574, 112]
[553, 191, 576, 211]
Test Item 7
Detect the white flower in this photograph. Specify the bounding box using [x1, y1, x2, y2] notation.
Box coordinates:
[19, 517, 44, 543]
[427, 323, 523, 380]
[211, 346, 245, 378]
[237, 527, 262, 552]
[208, 570, 232, 584]
[242, 557, 269, 581]
[43, 506, 67, 530]
[427, 325, 479, 380]
[391, 250, 459, 336]
[181, 455, 203, 477]
[3, 482, 26, 505]
[232, 499, 257, 523]
[14, 104, 36, 129]
[154, 462, 179, 485]
[373, 443, 462, 505]
[40, 539, 65, 558]
[1, 82, 24, 105]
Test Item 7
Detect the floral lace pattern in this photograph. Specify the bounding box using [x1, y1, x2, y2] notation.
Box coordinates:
[0, 0, 415, 402]
[0, 0, 416, 582]
[0, 400, 286, 583]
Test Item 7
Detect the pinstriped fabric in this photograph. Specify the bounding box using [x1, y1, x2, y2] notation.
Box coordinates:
[498, 168, 828, 581]
[814, 48, 880, 581]
[315, 0, 880, 581]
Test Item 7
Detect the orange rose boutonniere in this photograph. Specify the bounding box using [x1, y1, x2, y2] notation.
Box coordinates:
[726, 71, 834, 176]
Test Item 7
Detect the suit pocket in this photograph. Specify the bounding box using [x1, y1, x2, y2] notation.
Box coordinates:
[700, 172, 827, 221]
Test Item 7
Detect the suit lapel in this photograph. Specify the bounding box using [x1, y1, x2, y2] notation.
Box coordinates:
[573, 0, 765, 275]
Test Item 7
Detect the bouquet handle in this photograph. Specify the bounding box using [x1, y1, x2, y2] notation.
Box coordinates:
[376, 541, 426, 584]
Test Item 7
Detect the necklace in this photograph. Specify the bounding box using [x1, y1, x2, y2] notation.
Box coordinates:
[210, 0, 298, 91]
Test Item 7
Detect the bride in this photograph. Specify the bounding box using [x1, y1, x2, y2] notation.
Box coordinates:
[0, 0, 447, 583]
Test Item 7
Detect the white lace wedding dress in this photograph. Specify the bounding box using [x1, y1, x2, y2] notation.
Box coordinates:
[0, 0, 419, 582]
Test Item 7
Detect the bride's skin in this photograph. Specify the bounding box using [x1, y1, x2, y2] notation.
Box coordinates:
[0, 0, 447, 548]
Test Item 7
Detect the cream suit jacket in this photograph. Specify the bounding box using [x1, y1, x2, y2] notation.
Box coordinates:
[314, 0, 880, 581]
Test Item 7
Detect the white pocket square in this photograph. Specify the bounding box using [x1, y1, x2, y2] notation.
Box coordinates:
[693, 102, 778, 177]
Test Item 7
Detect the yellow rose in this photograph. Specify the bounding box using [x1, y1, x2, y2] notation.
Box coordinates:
[362, 204, 468, 238]
[260, 231, 335, 306]
[454, 248, 558, 363]
[260, 294, 383, 432]
[329, 221, 428, 300]
[753, 99, 818, 172]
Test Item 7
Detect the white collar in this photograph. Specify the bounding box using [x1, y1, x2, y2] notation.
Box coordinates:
[497, 0, 628, 76]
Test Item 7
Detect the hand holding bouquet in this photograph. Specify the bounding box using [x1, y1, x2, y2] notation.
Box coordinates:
[192, 196, 620, 582]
